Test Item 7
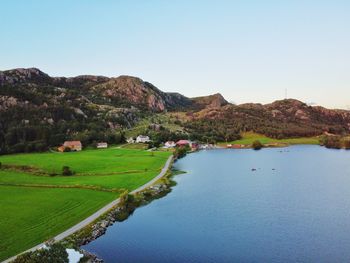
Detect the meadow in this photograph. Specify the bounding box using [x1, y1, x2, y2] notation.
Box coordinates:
[0, 147, 171, 261]
[220, 132, 320, 146]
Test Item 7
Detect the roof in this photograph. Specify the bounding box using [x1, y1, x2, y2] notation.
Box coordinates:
[176, 140, 190, 145]
[63, 141, 82, 147]
[137, 135, 149, 138]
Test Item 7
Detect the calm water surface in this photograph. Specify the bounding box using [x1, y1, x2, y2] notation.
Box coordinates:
[83, 146, 350, 262]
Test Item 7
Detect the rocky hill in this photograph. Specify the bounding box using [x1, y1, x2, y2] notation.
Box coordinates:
[186, 99, 350, 141]
[0, 68, 193, 111]
[0, 68, 219, 153]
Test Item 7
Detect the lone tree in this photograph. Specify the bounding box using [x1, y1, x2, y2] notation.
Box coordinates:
[252, 140, 263, 150]
[62, 166, 73, 176]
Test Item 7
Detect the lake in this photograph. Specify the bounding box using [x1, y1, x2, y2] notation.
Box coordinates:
[83, 146, 350, 262]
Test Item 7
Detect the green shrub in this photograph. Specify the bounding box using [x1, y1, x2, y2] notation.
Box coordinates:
[343, 139, 350, 150]
[252, 140, 263, 150]
[174, 145, 190, 159]
[13, 243, 68, 263]
[322, 136, 342, 149]
[62, 166, 73, 176]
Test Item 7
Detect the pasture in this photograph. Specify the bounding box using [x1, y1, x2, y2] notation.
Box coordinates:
[0, 147, 171, 261]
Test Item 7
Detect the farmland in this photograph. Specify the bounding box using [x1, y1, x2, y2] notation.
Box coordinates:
[0, 147, 171, 261]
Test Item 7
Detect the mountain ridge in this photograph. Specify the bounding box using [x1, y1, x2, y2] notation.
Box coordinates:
[0, 67, 349, 153]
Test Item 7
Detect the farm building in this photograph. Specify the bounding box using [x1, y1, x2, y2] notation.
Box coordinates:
[176, 140, 190, 147]
[58, 141, 82, 152]
[136, 135, 150, 143]
[164, 141, 176, 148]
[97, 142, 108, 149]
[176, 140, 199, 150]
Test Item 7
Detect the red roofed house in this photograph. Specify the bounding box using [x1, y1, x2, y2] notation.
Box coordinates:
[176, 140, 190, 147]
[58, 141, 82, 152]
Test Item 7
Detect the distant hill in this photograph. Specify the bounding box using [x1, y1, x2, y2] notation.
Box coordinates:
[186, 99, 350, 141]
[0, 68, 193, 112]
[0, 68, 349, 153]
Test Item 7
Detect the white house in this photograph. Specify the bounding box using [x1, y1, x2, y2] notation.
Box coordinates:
[96, 142, 108, 149]
[164, 141, 176, 148]
[126, 137, 135, 144]
[136, 135, 150, 143]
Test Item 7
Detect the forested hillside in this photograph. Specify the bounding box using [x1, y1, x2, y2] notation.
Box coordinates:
[1, 68, 349, 153]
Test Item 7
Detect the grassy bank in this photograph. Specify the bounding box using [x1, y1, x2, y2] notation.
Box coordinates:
[0, 147, 171, 261]
[219, 132, 320, 147]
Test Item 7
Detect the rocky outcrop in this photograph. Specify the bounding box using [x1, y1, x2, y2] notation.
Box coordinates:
[0, 68, 229, 112]
[191, 93, 228, 109]
[0, 68, 50, 85]
[91, 76, 194, 112]
[0, 96, 18, 110]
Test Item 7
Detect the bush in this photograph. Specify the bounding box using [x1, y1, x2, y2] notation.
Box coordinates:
[252, 140, 263, 150]
[63, 147, 71, 152]
[14, 243, 68, 263]
[322, 136, 342, 149]
[174, 145, 190, 159]
[343, 139, 350, 150]
[62, 166, 73, 176]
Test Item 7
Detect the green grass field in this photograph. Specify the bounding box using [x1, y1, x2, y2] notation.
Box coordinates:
[0, 186, 117, 261]
[0, 148, 170, 175]
[219, 132, 320, 146]
[0, 147, 171, 261]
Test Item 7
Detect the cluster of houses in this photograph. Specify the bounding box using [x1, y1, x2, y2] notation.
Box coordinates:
[164, 139, 198, 150]
[57, 135, 208, 153]
[127, 135, 199, 150]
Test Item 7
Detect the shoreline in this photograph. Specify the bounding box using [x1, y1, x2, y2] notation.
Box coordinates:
[3, 155, 174, 263]
[66, 158, 179, 262]
[60, 144, 349, 262]
[5, 143, 345, 262]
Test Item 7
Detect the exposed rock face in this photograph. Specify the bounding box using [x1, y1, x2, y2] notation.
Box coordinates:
[0, 68, 49, 85]
[0, 68, 228, 112]
[191, 93, 228, 109]
[0, 96, 18, 110]
[91, 76, 194, 112]
[92, 76, 168, 111]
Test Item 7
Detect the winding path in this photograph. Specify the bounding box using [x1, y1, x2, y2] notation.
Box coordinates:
[3, 155, 173, 263]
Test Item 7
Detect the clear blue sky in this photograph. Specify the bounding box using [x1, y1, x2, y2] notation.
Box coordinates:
[1, 0, 349, 109]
